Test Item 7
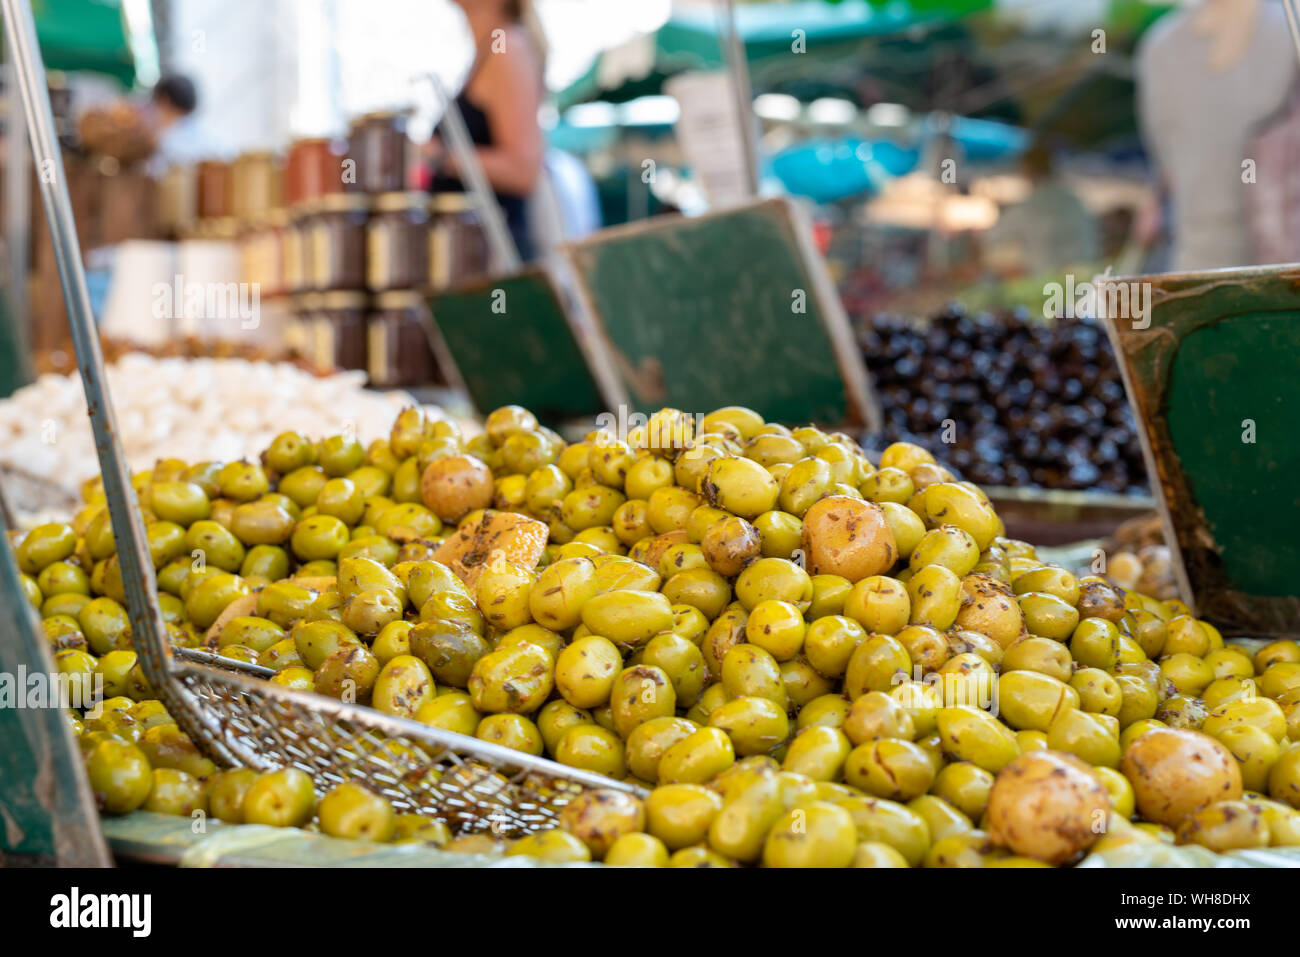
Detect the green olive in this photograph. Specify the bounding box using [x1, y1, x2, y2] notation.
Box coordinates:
[744, 599, 807, 661]
[1047, 708, 1121, 768]
[580, 589, 674, 649]
[844, 738, 936, 800]
[555, 724, 627, 779]
[256, 581, 317, 629]
[183, 520, 246, 572]
[701, 456, 780, 519]
[149, 481, 211, 526]
[905, 564, 962, 630]
[735, 557, 812, 611]
[997, 670, 1076, 732]
[931, 761, 995, 821]
[708, 696, 789, 757]
[778, 457, 834, 517]
[290, 619, 363, 670]
[834, 795, 932, 866]
[1001, 636, 1074, 683]
[936, 706, 1019, 773]
[782, 725, 852, 782]
[409, 620, 490, 688]
[17, 523, 77, 574]
[640, 633, 706, 707]
[923, 483, 999, 550]
[183, 572, 251, 630]
[469, 642, 554, 714]
[371, 654, 436, 719]
[1018, 592, 1080, 640]
[909, 525, 980, 576]
[721, 644, 788, 707]
[216, 461, 270, 502]
[844, 634, 912, 699]
[626, 716, 699, 782]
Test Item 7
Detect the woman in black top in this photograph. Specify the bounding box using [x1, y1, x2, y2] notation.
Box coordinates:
[431, 0, 546, 262]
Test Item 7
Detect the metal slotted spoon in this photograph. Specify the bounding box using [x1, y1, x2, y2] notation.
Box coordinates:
[2, 0, 640, 838]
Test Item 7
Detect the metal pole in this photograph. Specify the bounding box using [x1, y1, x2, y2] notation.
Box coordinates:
[4, 39, 31, 344]
[1284, 0, 1300, 66]
[0, 0, 171, 682]
[719, 0, 760, 197]
[429, 72, 521, 274]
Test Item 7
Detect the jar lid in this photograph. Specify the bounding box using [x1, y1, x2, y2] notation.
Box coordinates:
[294, 292, 324, 310]
[320, 290, 370, 310]
[430, 192, 474, 213]
[236, 150, 277, 163]
[373, 191, 431, 213]
[350, 109, 411, 124]
[315, 191, 372, 214]
[373, 290, 428, 310]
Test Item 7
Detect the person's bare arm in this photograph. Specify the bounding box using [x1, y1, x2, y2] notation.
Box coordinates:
[445, 27, 544, 196]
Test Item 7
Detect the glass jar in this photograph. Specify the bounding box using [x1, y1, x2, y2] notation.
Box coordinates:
[196, 159, 232, 220]
[232, 150, 282, 224]
[368, 290, 439, 387]
[238, 207, 288, 299]
[429, 193, 490, 290]
[286, 136, 348, 208]
[348, 111, 409, 194]
[316, 291, 370, 372]
[307, 192, 370, 291]
[367, 192, 430, 291]
[287, 292, 321, 363]
[283, 204, 313, 295]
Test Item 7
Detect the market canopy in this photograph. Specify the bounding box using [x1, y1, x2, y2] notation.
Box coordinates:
[557, 0, 1176, 149]
[4, 0, 137, 87]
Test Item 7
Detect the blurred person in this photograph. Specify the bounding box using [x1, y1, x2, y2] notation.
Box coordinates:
[1136, 0, 1297, 270]
[144, 74, 218, 173]
[431, 0, 547, 261]
[986, 141, 1099, 277]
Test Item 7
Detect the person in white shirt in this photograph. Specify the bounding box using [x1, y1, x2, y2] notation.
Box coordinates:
[144, 75, 220, 174]
[1136, 0, 1298, 271]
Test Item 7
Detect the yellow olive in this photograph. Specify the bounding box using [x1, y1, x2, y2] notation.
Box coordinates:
[936, 705, 1019, 773]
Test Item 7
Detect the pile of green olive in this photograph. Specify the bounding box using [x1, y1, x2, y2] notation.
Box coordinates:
[12, 403, 1300, 866]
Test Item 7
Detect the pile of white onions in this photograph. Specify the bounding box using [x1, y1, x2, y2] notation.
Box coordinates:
[0, 354, 438, 498]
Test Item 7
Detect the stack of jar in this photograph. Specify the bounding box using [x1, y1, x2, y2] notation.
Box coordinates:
[278, 112, 490, 387]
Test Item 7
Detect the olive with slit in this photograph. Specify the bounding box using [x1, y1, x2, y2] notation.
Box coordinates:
[371, 654, 436, 719]
[843, 691, 915, 744]
[845, 738, 936, 800]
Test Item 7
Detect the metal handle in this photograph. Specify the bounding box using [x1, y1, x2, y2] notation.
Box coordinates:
[0, 0, 171, 685]
[428, 72, 522, 275]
